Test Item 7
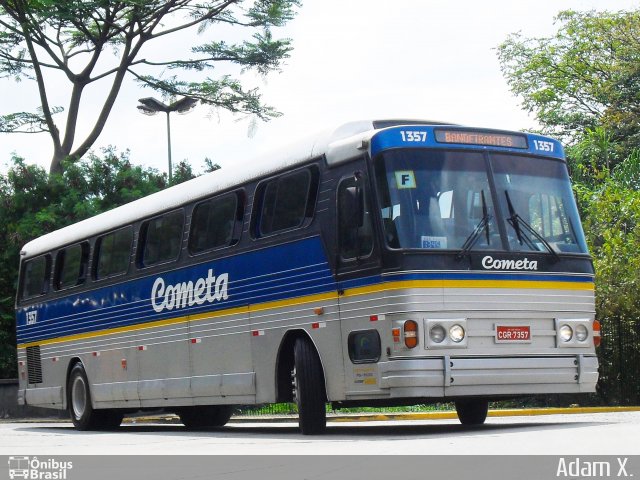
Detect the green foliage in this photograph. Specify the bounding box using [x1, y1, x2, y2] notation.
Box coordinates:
[0, 296, 15, 378]
[612, 150, 640, 191]
[576, 176, 640, 404]
[577, 179, 640, 317]
[0, 108, 63, 134]
[498, 10, 640, 158]
[0, 0, 300, 173]
[565, 127, 615, 186]
[203, 157, 221, 173]
[564, 130, 640, 405]
[500, 8, 640, 405]
[171, 159, 197, 186]
[0, 149, 206, 378]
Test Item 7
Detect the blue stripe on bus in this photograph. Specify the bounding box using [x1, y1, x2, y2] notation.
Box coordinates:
[16, 236, 593, 345]
[16, 237, 336, 344]
[381, 271, 593, 283]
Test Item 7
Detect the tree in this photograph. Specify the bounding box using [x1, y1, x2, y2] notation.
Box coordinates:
[0, 148, 211, 377]
[499, 9, 640, 405]
[497, 10, 640, 159]
[572, 159, 640, 405]
[0, 0, 299, 174]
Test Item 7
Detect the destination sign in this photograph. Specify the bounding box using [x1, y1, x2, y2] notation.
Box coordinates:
[435, 129, 528, 149]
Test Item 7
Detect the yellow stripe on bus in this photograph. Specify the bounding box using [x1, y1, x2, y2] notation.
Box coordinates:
[16, 279, 593, 349]
[343, 279, 594, 297]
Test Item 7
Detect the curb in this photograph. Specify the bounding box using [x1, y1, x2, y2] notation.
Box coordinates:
[3, 406, 639, 425]
[326, 406, 640, 423]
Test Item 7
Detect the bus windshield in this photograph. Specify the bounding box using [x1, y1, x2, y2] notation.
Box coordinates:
[374, 149, 588, 254]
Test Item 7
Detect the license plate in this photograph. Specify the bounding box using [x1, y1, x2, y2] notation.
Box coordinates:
[495, 325, 531, 343]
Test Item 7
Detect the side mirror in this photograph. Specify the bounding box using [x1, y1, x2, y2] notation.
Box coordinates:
[342, 186, 365, 228]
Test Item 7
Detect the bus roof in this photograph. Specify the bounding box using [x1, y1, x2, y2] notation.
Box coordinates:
[23, 120, 438, 258]
[28, 118, 564, 259]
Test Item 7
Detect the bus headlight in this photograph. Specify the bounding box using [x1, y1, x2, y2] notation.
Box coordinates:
[426, 319, 467, 348]
[575, 324, 588, 342]
[559, 324, 573, 342]
[449, 324, 465, 343]
[555, 319, 592, 348]
[429, 325, 446, 344]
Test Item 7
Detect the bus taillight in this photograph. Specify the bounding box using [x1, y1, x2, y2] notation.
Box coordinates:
[404, 320, 418, 349]
[593, 320, 601, 347]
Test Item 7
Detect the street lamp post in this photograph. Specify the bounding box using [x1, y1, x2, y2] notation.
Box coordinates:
[137, 96, 198, 182]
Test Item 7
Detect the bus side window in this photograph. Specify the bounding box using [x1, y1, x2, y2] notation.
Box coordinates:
[140, 210, 184, 267]
[55, 242, 89, 290]
[95, 226, 133, 279]
[189, 193, 241, 254]
[21, 255, 51, 300]
[338, 177, 374, 259]
[255, 167, 318, 237]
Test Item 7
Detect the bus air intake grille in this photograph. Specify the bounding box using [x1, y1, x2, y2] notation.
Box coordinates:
[26, 345, 43, 384]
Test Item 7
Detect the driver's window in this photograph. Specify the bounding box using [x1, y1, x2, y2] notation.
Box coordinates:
[338, 177, 374, 259]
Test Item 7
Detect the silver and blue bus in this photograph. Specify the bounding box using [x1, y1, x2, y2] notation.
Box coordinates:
[15, 120, 599, 434]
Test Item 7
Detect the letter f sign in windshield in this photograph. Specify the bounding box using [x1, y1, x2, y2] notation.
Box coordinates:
[395, 171, 416, 189]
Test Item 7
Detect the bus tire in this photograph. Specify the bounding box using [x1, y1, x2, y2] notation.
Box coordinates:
[96, 410, 124, 430]
[67, 363, 122, 430]
[293, 337, 327, 435]
[178, 405, 233, 430]
[455, 399, 489, 425]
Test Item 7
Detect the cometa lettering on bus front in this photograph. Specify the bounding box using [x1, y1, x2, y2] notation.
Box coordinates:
[481, 255, 538, 271]
[151, 269, 229, 313]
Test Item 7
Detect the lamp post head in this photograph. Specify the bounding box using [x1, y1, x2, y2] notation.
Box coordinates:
[137, 97, 170, 114]
[170, 96, 199, 114]
[137, 96, 199, 115]
[136, 95, 199, 185]
[137, 104, 160, 116]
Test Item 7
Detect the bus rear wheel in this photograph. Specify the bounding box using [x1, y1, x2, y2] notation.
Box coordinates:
[455, 399, 489, 425]
[67, 363, 123, 430]
[292, 337, 327, 435]
[178, 405, 234, 430]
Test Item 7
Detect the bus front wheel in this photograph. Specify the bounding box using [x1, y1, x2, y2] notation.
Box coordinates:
[455, 399, 489, 425]
[292, 337, 327, 435]
[67, 363, 123, 430]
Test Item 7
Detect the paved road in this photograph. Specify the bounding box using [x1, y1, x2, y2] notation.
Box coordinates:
[1, 411, 639, 455]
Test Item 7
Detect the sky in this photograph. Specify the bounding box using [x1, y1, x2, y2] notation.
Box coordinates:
[1, 0, 640, 175]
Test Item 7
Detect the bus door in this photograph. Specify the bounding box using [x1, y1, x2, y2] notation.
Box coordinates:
[335, 173, 386, 397]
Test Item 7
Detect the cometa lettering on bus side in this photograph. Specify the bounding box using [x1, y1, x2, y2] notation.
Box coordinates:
[481, 255, 538, 271]
[151, 269, 229, 313]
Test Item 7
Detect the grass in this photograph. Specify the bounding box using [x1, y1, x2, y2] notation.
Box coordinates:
[234, 396, 608, 416]
[235, 403, 456, 416]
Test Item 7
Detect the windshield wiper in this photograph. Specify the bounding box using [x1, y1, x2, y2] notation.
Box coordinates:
[504, 190, 559, 260]
[457, 190, 492, 260]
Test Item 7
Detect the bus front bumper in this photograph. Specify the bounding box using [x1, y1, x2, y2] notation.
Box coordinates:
[375, 354, 599, 398]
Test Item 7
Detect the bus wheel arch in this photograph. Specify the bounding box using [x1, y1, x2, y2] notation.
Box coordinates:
[66, 359, 123, 430]
[275, 330, 328, 403]
[64, 357, 83, 410]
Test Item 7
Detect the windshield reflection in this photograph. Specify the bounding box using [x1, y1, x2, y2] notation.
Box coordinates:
[492, 154, 587, 254]
[374, 149, 588, 255]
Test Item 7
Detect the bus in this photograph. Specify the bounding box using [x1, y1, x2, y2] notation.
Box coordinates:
[15, 120, 599, 434]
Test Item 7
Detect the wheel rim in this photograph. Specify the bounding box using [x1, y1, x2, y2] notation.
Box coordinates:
[71, 375, 87, 419]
